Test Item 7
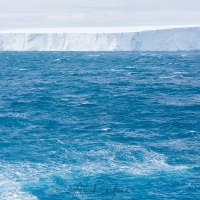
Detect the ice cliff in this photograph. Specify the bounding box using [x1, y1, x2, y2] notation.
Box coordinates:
[0, 26, 200, 51]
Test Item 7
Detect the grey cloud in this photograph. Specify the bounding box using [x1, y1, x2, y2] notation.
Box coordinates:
[0, 0, 200, 29]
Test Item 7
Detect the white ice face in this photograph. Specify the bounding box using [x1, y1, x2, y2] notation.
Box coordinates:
[0, 26, 200, 51]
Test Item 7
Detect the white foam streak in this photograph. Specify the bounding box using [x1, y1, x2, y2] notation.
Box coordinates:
[0, 142, 188, 199]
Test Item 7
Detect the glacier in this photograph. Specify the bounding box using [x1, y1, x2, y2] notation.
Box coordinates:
[0, 25, 200, 51]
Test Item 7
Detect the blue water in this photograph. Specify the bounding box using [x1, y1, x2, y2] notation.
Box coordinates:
[0, 52, 199, 200]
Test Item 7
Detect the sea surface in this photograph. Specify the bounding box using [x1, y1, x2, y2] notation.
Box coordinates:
[0, 51, 199, 200]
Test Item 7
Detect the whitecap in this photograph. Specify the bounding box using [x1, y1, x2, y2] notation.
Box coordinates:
[101, 128, 110, 131]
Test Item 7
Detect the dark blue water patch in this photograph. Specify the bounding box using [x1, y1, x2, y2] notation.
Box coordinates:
[0, 51, 200, 199]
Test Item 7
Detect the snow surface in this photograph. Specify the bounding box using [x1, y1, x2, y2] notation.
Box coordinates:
[0, 25, 200, 51]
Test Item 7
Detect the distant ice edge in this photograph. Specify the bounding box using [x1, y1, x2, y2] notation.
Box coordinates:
[0, 27, 200, 51]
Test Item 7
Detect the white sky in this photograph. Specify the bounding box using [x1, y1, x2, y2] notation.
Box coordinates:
[0, 0, 200, 29]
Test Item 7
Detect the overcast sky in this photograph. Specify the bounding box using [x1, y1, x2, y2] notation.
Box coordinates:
[0, 0, 200, 29]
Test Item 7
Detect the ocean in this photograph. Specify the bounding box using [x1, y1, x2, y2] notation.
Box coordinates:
[0, 51, 199, 199]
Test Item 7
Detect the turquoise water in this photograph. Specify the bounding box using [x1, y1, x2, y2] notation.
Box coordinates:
[0, 52, 199, 199]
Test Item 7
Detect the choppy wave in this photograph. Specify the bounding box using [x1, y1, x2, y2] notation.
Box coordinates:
[0, 51, 199, 199]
